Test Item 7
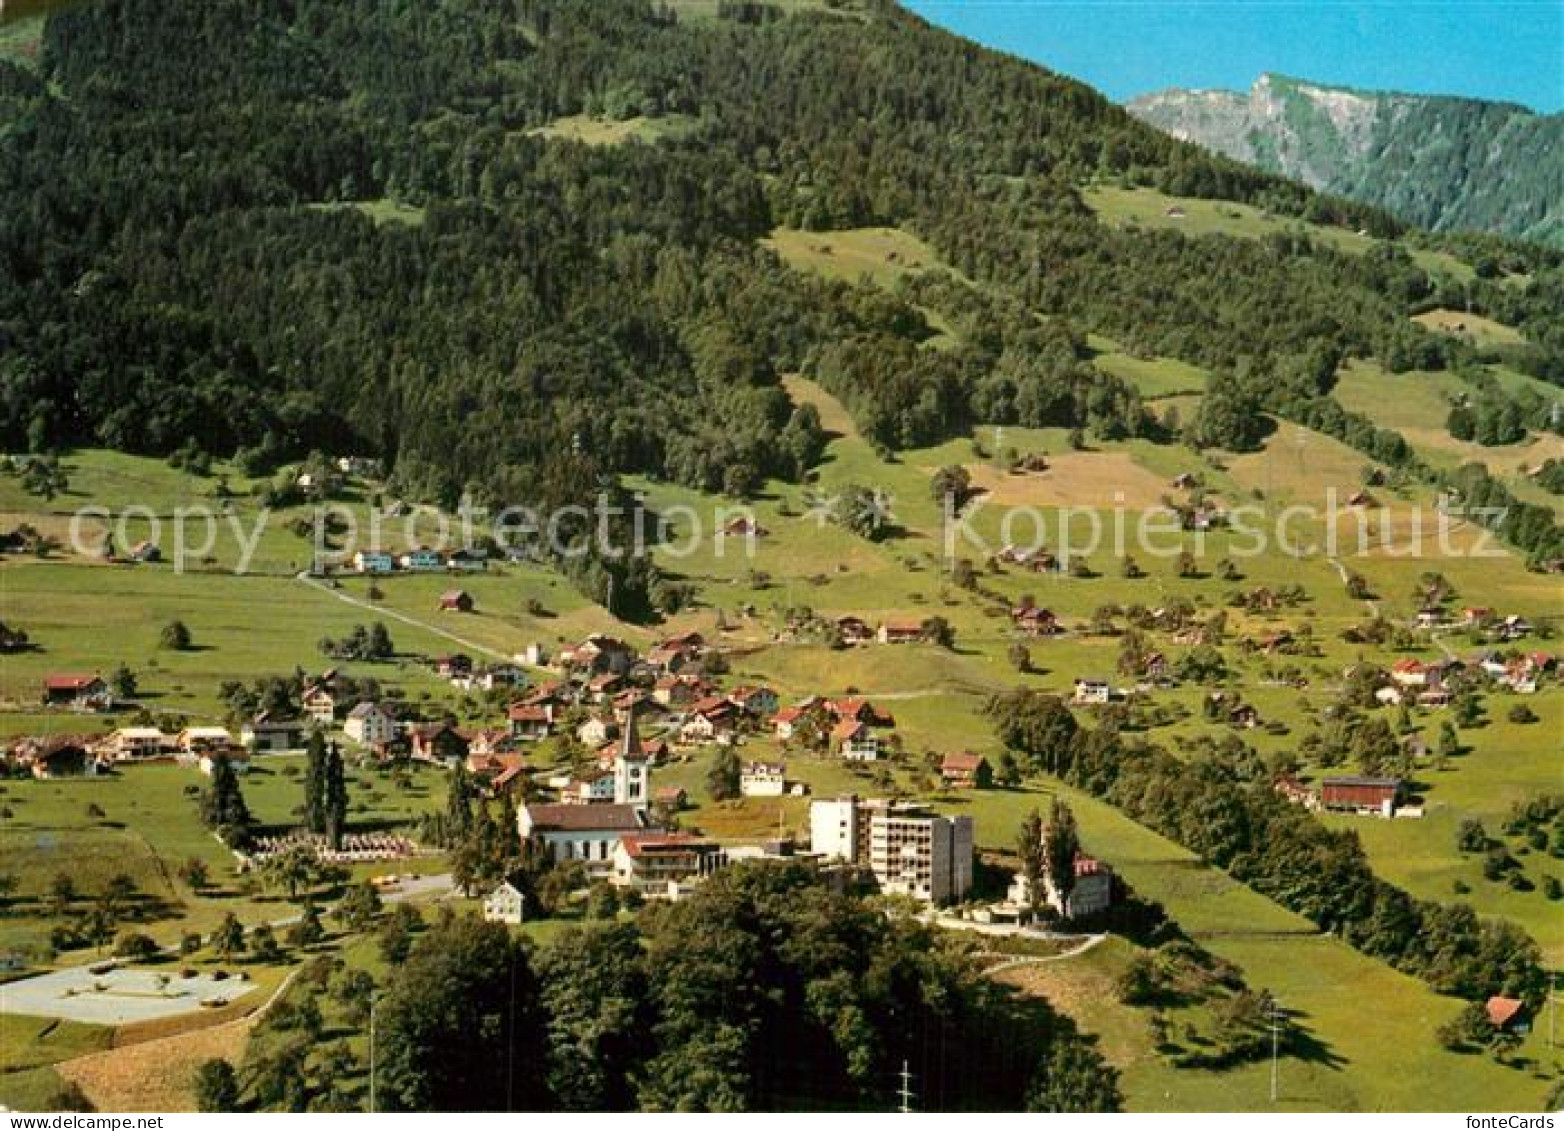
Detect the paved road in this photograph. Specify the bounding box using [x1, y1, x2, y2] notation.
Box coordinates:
[983, 935, 1108, 975]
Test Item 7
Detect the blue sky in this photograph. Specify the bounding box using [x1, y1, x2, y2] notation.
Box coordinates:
[903, 1, 1564, 112]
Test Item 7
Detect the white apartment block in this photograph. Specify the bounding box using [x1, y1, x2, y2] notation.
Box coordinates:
[809, 796, 973, 904]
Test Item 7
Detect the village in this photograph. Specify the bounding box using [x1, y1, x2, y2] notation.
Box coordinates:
[12, 557, 1557, 915]
[16, 624, 1125, 924]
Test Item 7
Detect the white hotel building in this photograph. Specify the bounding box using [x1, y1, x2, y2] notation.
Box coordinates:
[810, 796, 973, 904]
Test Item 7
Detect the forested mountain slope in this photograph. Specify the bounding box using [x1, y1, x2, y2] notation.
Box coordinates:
[1, 0, 1561, 605]
[1129, 74, 1564, 248]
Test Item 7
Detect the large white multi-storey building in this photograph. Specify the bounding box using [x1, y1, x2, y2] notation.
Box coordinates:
[810, 796, 973, 904]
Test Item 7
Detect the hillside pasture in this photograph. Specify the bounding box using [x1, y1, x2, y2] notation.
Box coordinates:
[527, 113, 699, 146]
[761, 226, 949, 289]
[959, 450, 1174, 510]
[307, 199, 427, 227]
[1412, 308, 1527, 349]
[1084, 184, 1474, 280]
[1089, 336, 1211, 399]
[1332, 361, 1564, 484]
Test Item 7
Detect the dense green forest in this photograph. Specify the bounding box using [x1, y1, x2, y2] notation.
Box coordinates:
[2, 0, 1562, 594]
[238, 864, 1119, 1112]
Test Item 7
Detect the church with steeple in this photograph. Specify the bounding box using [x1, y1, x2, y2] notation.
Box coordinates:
[612, 709, 650, 807]
[517, 707, 658, 872]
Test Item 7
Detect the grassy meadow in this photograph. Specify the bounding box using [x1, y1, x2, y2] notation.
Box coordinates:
[1, 323, 1560, 1110]
[1083, 183, 1476, 280]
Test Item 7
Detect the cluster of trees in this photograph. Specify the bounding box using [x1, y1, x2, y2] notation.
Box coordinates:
[1445, 369, 1557, 447]
[28, 870, 155, 956]
[201, 755, 253, 845]
[220, 671, 385, 721]
[318, 622, 395, 663]
[1438, 462, 1564, 568]
[987, 691, 1547, 1007]
[337, 865, 1118, 1112]
[302, 733, 349, 849]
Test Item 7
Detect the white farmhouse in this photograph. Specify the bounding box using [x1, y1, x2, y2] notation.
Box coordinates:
[345, 702, 397, 747]
[740, 761, 787, 798]
[483, 878, 526, 925]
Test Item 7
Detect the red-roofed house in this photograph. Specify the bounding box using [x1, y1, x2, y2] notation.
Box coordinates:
[877, 621, 923, 645]
[438, 589, 474, 613]
[772, 704, 817, 740]
[610, 833, 723, 894]
[409, 722, 470, 766]
[1321, 776, 1404, 817]
[1390, 659, 1429, 689]
[833, 719, 880, 761]
[42, 674, 112, 712]
[939, 752, 992, 789]
[825, 698, 895, 728]
[653, 674, 708, 707]
[1485, 996, 1528, 1032]
[1012, 606, 1059, 637]
[507, 702, 553, 742]
[727, 686, 780, 717]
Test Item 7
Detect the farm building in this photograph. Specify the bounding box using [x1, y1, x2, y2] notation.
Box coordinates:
[409, 722, 470, 766]
[836, 616, 874, 646]
[41, 674, 113, 712]
[1320, 776, 1405, 817]
[438, 589, 474, 613]
[1012, 606, 1059, 637]
[506, 703, 553, 742]
[877, 621, 923, 645]
[652, 785, 688, 810]
[1485, 996, 1529, 1032]
[21, 737, 98, 779]
[939, 752, 992, 790]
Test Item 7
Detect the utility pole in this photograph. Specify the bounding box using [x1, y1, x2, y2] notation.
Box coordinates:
[1550, 973, 1557, 1049]
[897, 1059, 915, 1113]
[1268, 1000, 1282, 1103]
[369, 993, 378, 1114]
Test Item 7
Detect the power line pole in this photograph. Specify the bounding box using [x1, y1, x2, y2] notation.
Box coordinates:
[1269, 1000, 1282, 1104]
[1550, 973, 1557, 1049]
[369, 993, 378, 1114]
[898, 1059, 915, 1113]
